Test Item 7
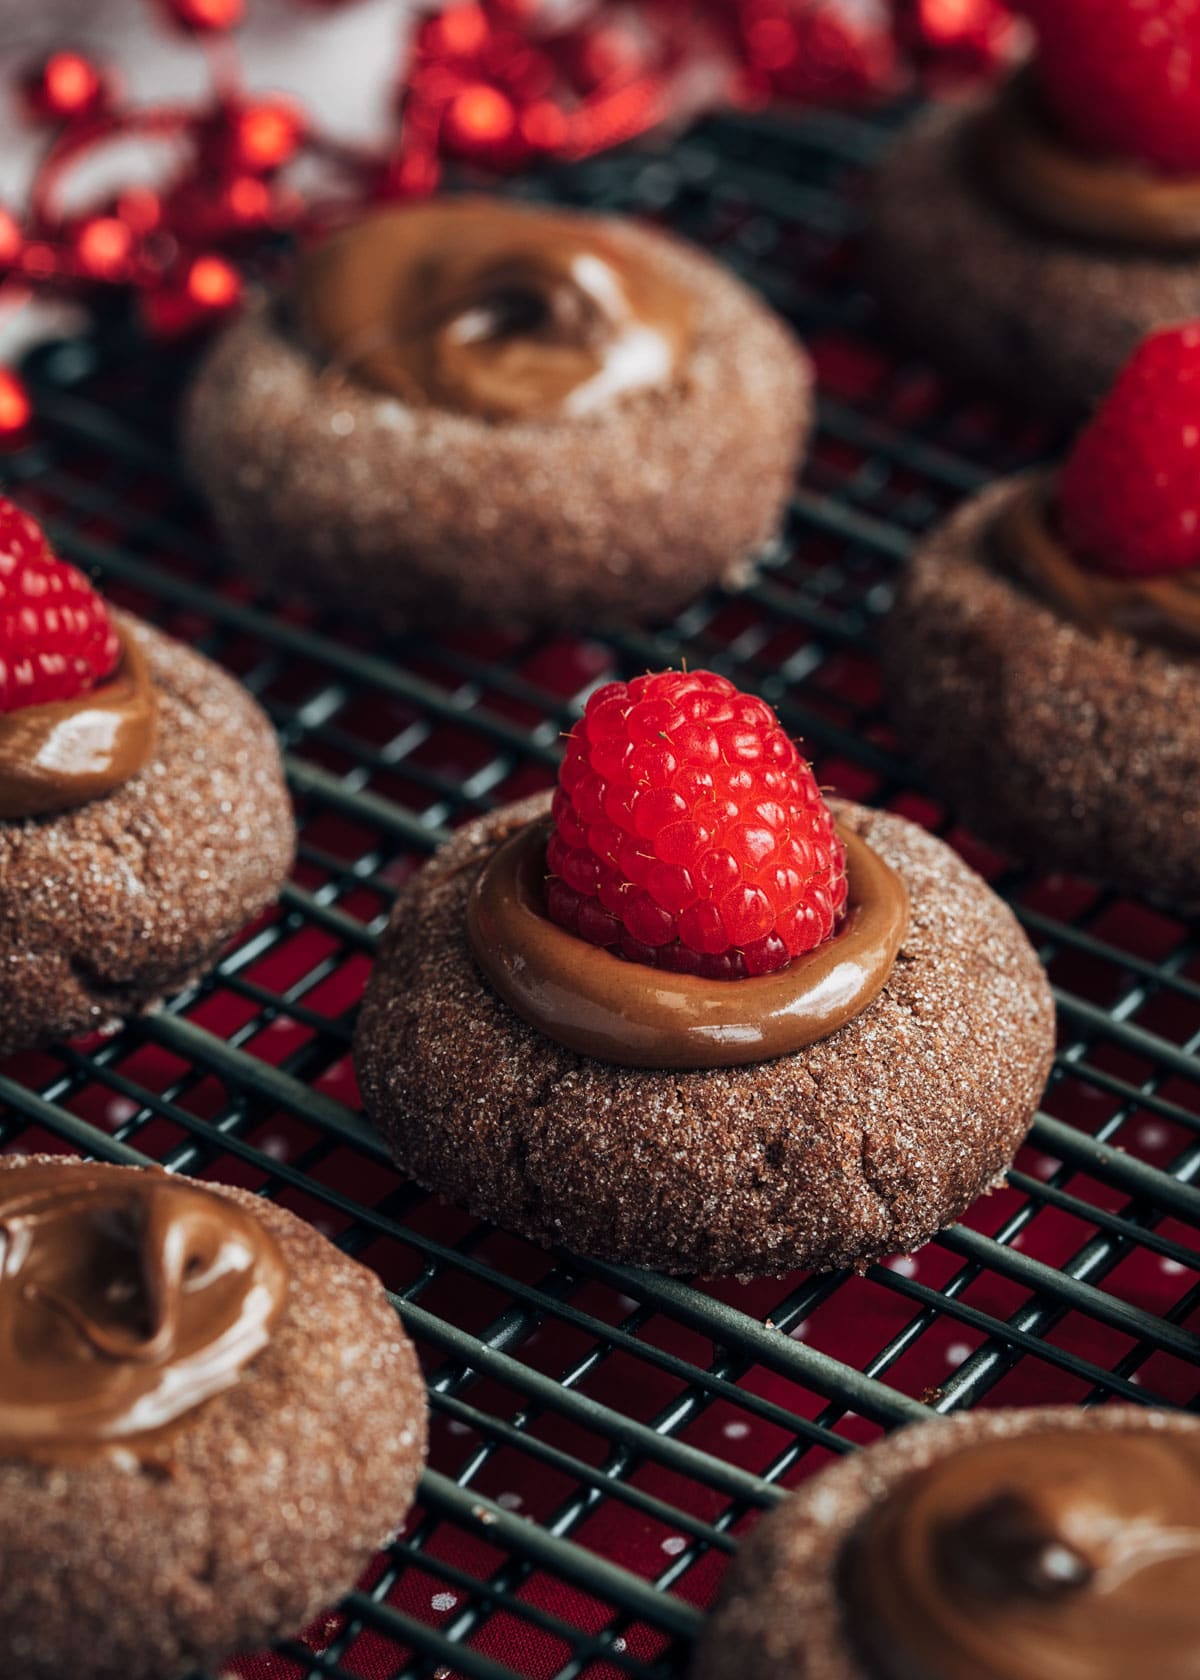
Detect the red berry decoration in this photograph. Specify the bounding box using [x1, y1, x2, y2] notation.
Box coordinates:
[0, 371, 32, 442]
[73, 215, 136, 281]
[442, 84, 520, 162]
[142, 253, 242, 339]
[160, 0, 245, 31]
[1017, 0, 1200, 175]
[224, 99, 307, 173]
[1058, 323, 1200, 579]
[23, 50, 110, 124]
[546, 670, 848, 980]
[0, 209, 21, 272]
[737, 0, 897, 106]
[0, 498, 120, 713]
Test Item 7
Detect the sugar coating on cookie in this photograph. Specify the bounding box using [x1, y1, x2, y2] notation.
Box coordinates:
[182, 200, 811, 630]
[354, 790, 1053, 1278]
[0, 1154, 427, 1680]
[0, 610, 295, 1052]
[692, 1405, 1200, 1680]
[884, 476, 1200, 905]
[867, 97, 1200, 419]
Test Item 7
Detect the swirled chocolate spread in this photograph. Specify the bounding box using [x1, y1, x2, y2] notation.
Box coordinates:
[295, 199, 692, 421]
[974, 69, 1200, 250]
[844, 1426, 1200, 1680]
[0, 1160, 288, 1462]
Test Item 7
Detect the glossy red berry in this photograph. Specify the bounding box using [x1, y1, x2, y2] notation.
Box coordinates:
[0, 498, 120, 713]
[547, 670, 847, 980]
[1058, 323, 1200, 579]
[23, 50, 109, 124]
[0, 209, 21, 272]
[1017, 0, 1200, 175]
[225, 99, 306, 173]
[0, 370, 32, 441]
[160, 0, 244, 31]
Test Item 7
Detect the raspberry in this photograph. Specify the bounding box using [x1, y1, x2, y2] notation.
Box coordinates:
[0, 497, 120, 713]
[1016, 0, 1200, 175]
[546, 670, 847, 980]
[1058, 323, 1200, 579]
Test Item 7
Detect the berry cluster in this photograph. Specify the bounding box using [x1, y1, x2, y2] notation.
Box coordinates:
[0, 498, 120, 713]
[546, 669, 847, 980]
[1059, 323, 1200, 579]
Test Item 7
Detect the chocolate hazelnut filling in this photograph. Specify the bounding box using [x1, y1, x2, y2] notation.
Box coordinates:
[973, 68, 1200, 250]
[0, 1160, 287, 1463]
[294, 199, 692, 421]
[843, 1428, 1200, 1680]
[465, 817, 908, 1069]
[994, 474, 1200, 655]
[0, 625, 158, 821]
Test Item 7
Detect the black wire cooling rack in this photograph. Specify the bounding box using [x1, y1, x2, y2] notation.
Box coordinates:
[3, 94, 1200, 1680]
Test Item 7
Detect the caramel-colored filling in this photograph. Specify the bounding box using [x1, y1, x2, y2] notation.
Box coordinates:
[0, 625, 158, 821]
[294, 199, 692, 421]
[0, 1160, 288, 1465]
[843, 1427, 1200, 1680]
[465, 817, 908, 1070]
[973, 69, 1200, 250]
[995, 475, 1200, 655]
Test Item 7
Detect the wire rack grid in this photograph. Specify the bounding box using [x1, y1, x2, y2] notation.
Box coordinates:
[2, 93, 1200, 1680]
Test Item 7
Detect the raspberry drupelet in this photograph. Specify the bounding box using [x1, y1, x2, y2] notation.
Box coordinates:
[0, 496, 120, 712]
[546, 669, 848, 980]
[1058, 322, 1200, 580]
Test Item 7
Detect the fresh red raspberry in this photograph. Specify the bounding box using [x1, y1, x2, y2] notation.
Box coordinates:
[1016, 0, 1200, 175]
[1058, 323, 1200, 579]
[546, 670, 848, 981]
[0, 497, 120, 713]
